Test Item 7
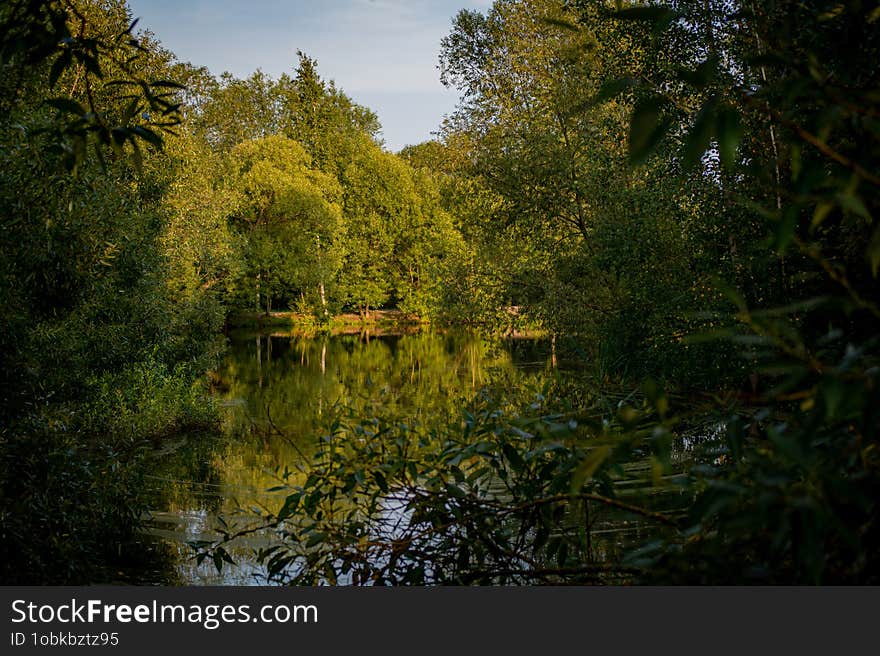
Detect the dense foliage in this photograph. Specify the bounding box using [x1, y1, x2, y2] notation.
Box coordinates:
[0, 0, 220, 583]
[202, 0, 879, 585]
[2, 0, 877, 584]
[166, 52, 468, 322]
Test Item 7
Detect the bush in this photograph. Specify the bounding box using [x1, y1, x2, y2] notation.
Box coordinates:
[0, 418, 148, 584]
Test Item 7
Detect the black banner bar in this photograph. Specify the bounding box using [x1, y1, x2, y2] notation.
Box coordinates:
[1, 587, 876, 654]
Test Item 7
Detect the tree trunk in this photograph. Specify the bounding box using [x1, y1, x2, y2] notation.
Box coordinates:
[255, 271, 261, 312]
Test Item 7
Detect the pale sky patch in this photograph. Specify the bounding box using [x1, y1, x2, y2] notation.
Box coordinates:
[127, 0, 492, 150]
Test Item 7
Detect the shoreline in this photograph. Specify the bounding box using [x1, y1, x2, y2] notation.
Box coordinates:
[226, 310, 548, 339]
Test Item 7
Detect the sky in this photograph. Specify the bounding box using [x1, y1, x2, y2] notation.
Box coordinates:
[126, 0, 491, 151]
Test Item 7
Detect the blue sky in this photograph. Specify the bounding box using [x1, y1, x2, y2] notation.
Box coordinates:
[127, 0, 491, 151]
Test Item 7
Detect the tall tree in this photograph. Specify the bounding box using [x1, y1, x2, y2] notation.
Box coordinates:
[227, 135, 345, 315]
[439, 0, 711, 372]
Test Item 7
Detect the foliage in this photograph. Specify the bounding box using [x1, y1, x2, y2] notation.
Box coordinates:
[0, 0, 220, 583]
[176, 57, 466, 322]
[436, 0, 736, 373]
[4, 0, 878, 585]
[337, 137, 461, 318]
[159, 133, 239, 300]
[198, 380, 684, 585]
[198, 0, 880, 585]
[0, 417, 148, 584]
[1, 0, 184, 174]
[225, 135, 345, 316]
[581, 0, 880, 584]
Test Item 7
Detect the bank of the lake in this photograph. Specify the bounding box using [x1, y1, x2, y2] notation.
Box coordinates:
[226, 310, 549, 339]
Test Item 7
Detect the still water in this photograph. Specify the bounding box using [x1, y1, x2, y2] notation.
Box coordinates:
[139, 329, 557, 584]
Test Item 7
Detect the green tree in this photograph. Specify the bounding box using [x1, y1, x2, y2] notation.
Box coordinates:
[277, 51, 381, 175]
[438, 0, 715, 372]
[192, 70, 281, 151]
[335, 138, 465, 320]
[0, 0, 221, 582]
[586, 0, 880, 583]
[227, 135, 345, 316]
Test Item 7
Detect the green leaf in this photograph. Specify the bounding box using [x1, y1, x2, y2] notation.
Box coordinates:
[276, 492, 301, 520]
[613, 7, 679, 35]
[121, 97, 140, 125]
[150, 79, 186, 89]
[868, 224, 880, 277]
[750, 296, 828, 318]
[372, 471, 388, 493]
[130, 138, 143, 175]
[629, 97, 668, 165]
[45, 98, 86, 116]
[75, 52, 103, 78]
[592, 77, 639, 105]
[683, 98, 717, 169]
[131, 125, 163, 150]
[571, 445, 611, 492]
[109, 128, 127, 161]
[679, 55, 718, 89]
[713, 278, 748, 312]
[218, 547, 235, 565]
[49, 51, 72, 88]
[104, 79, 138, 88]
[542, 17, 579, 32]
[716, 107, 743, 169]
[836, 192, 871, 220]
[811, 201, 834, 228]
[501, 442, 526, 472]
[445, 483, 467, 499]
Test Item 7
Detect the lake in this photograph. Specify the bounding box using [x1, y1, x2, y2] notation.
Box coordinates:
[137, 329, 560, 584]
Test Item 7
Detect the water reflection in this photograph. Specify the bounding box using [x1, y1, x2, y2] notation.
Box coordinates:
[140, 330, 555, 584]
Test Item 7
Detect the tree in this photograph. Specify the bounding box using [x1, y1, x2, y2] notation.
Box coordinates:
[277, 51, 381, 175]
[1, 0, 185, 174]
[192, 70, 281, 151]
[334, 137, 466, 320]
[227, 135, 345, 316]
[0, 0, 226, 583]
[536, 0, 880, 582]
[438, 0, 713, 370]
